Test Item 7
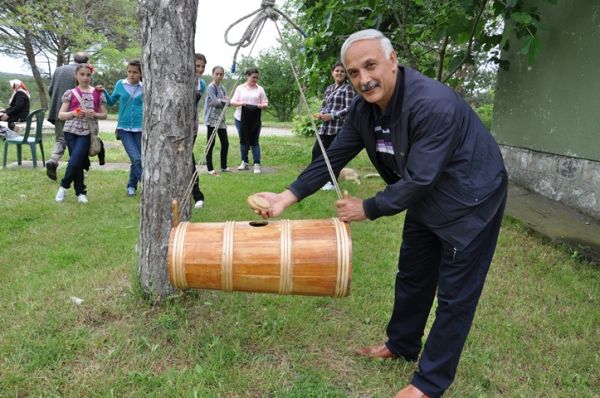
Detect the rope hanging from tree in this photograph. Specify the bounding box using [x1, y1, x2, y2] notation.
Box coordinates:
[222, 0, 344, 200]
[273, 22, 344, 200]
[180, 5, 273, 215]
[224, 0, 306, 73]
[181, 0, 343, 219]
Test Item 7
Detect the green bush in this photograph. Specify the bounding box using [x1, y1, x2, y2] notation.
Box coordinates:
[476, 103, 494, 130]
[292, 114, 320, 138]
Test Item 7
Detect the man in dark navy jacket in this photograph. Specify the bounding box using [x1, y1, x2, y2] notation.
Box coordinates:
[254, 29, 507, 398]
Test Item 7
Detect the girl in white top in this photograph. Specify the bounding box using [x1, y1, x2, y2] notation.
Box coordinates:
[230, 68, 268, 174]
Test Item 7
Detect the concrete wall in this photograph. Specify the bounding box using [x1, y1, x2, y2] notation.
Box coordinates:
[492, 1, 600, 219]
[501, 146, 600, 219]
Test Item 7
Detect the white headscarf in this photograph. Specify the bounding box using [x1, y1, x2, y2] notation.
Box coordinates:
[8, 79, 30, 103]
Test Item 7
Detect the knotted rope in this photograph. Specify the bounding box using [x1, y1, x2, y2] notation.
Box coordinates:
[224, 0, 305, 72]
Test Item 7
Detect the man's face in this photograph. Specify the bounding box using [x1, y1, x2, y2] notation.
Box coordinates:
[195, 60, 206, 76]
[344, 39, 398, 110]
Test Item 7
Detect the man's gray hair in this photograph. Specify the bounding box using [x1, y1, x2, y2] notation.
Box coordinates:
[73, 52, 89, 64]
[340, 29, 394, 66]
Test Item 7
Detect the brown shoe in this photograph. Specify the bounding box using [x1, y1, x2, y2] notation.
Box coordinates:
[393, 384, 430, 398]
[355, 344, 396, 359]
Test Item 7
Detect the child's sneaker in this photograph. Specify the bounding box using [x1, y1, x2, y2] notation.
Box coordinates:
[237, 161, 249, 171]
[254, 164, 261, 174]
[194, 200, 204, 209]
[55, 186, 67, 203]
[77, 194, 88, 204]
[127, 187, 136, 197]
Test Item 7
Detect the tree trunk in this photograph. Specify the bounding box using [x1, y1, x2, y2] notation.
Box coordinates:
[23, 30, 49, 110]
[138, 0, 199, 300]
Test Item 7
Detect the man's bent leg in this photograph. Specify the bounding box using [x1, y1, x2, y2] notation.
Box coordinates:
[50, 120, 66, 164]
[386, 212, 442, 360]
[47, 120, 66, 180]
[411, 199, 506, 397]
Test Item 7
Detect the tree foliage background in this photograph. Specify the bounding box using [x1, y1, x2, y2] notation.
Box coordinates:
[0, 0, 556, 121]
[235, 46, 302, 122]
[287, 0, 556, 106]
[0, 0, 140, 109]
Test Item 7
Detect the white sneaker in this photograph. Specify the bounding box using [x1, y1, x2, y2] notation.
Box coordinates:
[254, 164, 261, 174]
[321, 181, 335, 191]
[55, 187, 67, 202]
[237, 161, 249, 171]
[77, 194, 88, 204]
[194, 200, 204, 209]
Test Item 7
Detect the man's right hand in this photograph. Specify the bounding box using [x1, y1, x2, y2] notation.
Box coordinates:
[252, 190, 298, 219]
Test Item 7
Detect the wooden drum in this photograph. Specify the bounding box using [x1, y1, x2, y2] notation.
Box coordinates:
[168, 218, 351, 297]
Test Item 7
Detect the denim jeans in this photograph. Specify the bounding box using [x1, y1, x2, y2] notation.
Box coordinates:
[118, 129, 142, 189]
[61, 132, 91, 196]
[234, 118, 261, 165]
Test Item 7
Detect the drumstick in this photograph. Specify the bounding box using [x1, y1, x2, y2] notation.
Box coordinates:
[247, 194, 270, 213]
[172, 199, 180, 227]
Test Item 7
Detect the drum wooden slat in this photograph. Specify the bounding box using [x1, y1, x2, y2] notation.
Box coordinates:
[167, 218, 352, 297]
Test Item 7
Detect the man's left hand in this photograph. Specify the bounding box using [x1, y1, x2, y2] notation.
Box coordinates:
[335, 195, 367, 222]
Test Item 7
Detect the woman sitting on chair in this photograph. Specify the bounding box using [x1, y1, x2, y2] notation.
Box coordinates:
[0, 80, 30, 131]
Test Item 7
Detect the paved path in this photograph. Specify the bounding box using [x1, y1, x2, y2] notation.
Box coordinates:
[96, 120, 292, 137]
[505, 183, 600, 262]
[42, 120, 293, 137]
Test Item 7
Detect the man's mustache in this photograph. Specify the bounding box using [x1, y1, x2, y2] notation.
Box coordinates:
[360, 81, 379, 92]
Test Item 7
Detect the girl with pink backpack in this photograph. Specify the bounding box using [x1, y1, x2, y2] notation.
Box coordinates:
[54, 63, 107, 204]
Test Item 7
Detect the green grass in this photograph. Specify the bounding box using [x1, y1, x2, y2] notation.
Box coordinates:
[0, 132, 599, 397]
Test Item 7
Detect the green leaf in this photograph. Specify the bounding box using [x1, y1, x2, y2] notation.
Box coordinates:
[527, 35, 542, 64]
[511, 11, 533, 25]
[500, 24, 512, 50]
[519, 35, 533, 55]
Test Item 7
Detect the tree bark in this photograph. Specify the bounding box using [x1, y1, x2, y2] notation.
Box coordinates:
[23, 30, 49, 110]
[138, 0, 199, 300]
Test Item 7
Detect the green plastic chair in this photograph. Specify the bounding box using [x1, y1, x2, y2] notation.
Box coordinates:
[2, 109, 46, 168]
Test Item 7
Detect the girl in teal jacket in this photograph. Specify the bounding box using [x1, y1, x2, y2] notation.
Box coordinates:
[102, 60, 144, 196]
